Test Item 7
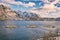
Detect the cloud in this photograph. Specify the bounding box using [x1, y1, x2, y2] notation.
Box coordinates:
[0, 0, 22, 5]
[42, 0, 59, 4]
[22, 2, 35, 7]
[29, 7, 60, 18]
[29, 0, 60, 18]
[0, 0, 35, 7]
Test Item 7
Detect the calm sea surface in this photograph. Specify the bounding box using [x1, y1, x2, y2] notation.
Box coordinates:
[0, 21, 60, 40]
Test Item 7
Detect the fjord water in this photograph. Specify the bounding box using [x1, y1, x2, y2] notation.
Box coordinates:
[0, 21, 60, 40]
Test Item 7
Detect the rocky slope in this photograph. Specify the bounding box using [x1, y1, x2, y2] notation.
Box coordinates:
[0, 4, 18, 20]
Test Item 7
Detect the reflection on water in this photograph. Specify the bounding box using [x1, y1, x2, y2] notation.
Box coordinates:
[0, 21, 60, 40]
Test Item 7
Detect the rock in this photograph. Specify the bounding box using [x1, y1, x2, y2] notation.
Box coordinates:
[0, 4, 19, 20]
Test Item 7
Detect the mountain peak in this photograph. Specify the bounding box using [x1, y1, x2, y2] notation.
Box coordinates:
[0, 4, 10, 10]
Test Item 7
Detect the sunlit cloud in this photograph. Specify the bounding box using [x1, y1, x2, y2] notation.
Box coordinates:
[29, 0, 60, 18]
[22, 2, 35, 7]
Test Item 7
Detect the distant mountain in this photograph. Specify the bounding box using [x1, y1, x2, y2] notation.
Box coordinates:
[16, 10, 42, 21]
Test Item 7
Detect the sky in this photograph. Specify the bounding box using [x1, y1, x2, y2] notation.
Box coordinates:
[0, 0, 44, 11]
[0, 0, 60, 18]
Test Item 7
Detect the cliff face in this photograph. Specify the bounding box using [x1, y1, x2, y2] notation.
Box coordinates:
[0, 4, 18, 20]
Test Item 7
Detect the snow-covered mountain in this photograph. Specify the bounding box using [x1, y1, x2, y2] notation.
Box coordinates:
[16, 10, 41, 20]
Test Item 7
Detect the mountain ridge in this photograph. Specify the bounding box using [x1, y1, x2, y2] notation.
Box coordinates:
[0, 4, 60, 21]
[0, 4, 41, 21]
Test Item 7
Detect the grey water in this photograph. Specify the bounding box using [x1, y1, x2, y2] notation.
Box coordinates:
[0, 21, 60, 40]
